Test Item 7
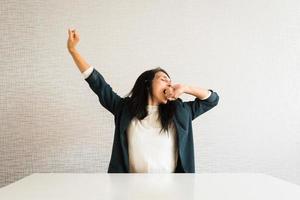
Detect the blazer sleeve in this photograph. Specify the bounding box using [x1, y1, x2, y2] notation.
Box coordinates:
[84, 68, 122, 116]
[183, 89, 219, 120]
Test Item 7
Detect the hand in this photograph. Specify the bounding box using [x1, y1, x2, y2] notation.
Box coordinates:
[164, 83, 186, 101]
[67, 28, 80, 53]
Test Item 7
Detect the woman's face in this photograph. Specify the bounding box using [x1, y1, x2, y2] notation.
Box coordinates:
[150, 71, 172, 104]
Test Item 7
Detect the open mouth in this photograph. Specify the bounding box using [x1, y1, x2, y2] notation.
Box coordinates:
[163, 89, 168, 101]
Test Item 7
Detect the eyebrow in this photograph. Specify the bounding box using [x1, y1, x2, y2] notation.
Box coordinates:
[160, 75, 171, 81]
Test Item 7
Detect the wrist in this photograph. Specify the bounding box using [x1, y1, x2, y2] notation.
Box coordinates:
[182, 85, 190, 94]
[68, 47, 77, 54]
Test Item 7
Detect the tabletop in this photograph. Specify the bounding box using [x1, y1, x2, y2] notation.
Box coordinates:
[1, 173, 300, 200]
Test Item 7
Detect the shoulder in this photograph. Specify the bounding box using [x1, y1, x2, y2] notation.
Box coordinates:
[173, 98, 190, 115]
[173, 98, 188, 109]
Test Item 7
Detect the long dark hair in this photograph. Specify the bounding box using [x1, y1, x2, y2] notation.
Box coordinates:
[126, 67, 177, 133]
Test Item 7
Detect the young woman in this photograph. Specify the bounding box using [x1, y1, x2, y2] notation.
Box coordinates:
[67, 29, 219, 173]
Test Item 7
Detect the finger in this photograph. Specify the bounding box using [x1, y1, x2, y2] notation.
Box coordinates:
[69, 29, 74, 38]
[168, 90, 174, 97]
[165, 91, 172, 98]
[166, 94, 174, 100]
[165, 92, 172, 99]
[165, 87, 172, 94]
[69, 29, 75, 39]
[74, 31, 79, 38]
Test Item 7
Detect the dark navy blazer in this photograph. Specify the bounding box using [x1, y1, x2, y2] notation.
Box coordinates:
[85, 68, 219, 173]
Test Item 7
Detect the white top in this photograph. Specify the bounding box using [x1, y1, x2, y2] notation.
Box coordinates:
[126, 105, 178, 173]
[82, 66, 212, 173]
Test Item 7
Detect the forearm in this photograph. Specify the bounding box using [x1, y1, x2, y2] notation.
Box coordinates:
[183, 85, 211, 100]
[68, 48, 90, 73]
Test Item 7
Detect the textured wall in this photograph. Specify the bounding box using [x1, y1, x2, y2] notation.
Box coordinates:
[1, 0, 299, 188]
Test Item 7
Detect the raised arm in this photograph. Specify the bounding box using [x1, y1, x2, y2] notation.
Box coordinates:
[67, 28, 122, 115]
[67, 28, 90, 72]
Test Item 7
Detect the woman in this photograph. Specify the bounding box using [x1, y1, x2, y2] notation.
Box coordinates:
[67, 28, 219, 173]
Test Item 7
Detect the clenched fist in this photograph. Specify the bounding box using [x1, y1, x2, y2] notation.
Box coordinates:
[67, 28, 80, 52]
[164, 83, 186, 101]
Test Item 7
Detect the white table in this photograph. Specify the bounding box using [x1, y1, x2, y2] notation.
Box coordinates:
[1, 173, 300, 200]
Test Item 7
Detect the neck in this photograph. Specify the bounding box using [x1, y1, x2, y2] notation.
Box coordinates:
[148, 96, 159, 106]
